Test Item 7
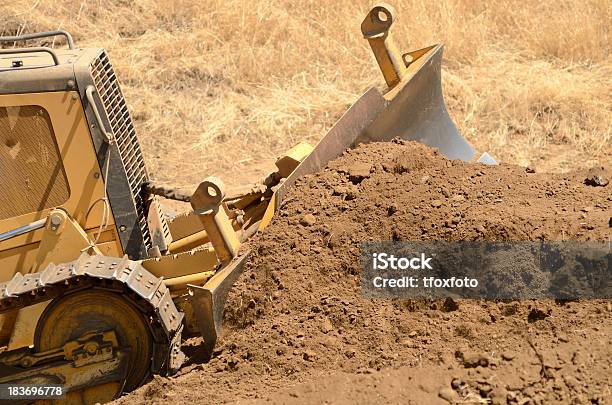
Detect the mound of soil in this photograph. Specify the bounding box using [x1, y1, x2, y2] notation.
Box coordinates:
[119, 141, 610, 404]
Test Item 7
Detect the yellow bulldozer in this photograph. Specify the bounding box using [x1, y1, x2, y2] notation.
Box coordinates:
[0, 4, 492, 404]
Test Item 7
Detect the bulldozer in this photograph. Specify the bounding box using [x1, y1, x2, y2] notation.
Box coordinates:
[0, 3, 492, 404]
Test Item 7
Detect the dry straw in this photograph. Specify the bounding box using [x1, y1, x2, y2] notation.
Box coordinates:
[2, 0, 610, 192]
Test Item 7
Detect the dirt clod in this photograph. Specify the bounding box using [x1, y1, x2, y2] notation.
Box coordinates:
[489, 387, 508, 405]
[442, 297, 460, 312]
[299, 213, 316, 226]
[438, 387, 457, 402]
[320, 318, 333, 334]
[342, 162, 371, 184]
[303, 350, 317, 362]
[584, 174, 609, 187]
[456, 350, 489, 368]
[527, 308, 550, 323]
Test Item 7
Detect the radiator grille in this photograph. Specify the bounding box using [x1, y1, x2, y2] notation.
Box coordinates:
[90, 52, 152, 251]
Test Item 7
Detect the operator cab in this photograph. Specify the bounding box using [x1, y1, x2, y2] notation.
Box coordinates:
[0, 31, 169, 266]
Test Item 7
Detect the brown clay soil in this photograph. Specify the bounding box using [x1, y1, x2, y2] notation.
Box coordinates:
[118, 141, 611, 405]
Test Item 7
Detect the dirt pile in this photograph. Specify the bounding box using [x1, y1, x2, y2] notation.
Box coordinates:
[119, 141, 611, 404]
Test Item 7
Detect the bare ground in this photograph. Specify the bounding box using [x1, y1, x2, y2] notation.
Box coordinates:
[117, 141, 611, 405]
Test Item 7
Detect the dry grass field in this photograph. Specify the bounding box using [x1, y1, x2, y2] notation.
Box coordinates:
[1, 0, 610, 192]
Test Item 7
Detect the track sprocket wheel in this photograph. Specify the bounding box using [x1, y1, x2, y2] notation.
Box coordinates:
[34, 289, 154, 403]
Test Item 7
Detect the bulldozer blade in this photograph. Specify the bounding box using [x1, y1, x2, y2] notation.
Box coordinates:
[361, 44, 475, 161]
[187, 251, 250, 359]
[276, 87, 387, 204]
[276, 43, 481, 208]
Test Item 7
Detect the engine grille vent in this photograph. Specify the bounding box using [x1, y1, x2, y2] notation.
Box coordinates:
[90, 51, 152, 251]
